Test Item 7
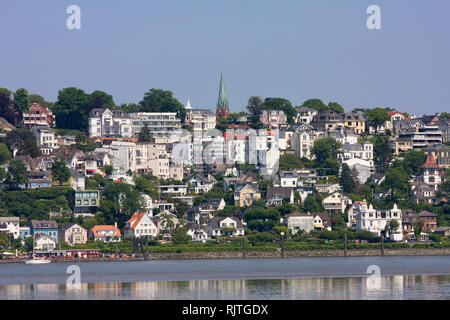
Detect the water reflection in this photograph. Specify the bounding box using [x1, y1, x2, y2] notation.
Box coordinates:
[0, 275, 449, 300]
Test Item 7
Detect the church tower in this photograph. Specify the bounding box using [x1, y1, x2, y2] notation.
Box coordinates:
[216, 72, 230, 119]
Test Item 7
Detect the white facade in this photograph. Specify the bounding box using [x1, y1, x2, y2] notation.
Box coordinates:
[124, 212, 158, 239]
[322, 192, 353, 214]
[35, 235, 56, 251]
[130, 112, 181, 137]
[0, 217, 20, 239]
[285, 214, 315, 234]
[31, 126, 58, 155]
[355, 201, 403, 240]
[89, 108, 132, 138]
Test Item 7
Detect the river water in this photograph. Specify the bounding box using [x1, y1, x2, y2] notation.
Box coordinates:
[0, 256, 449, 299]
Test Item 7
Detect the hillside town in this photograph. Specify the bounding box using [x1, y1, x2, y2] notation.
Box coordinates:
[0, 74, 449, 259]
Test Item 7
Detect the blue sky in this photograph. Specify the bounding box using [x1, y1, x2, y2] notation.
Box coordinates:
[1, 0, 449, 115]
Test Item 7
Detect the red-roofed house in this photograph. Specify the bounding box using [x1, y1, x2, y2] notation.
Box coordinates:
[23, 104, 56, 128]
[124, 212, 158, 239]
[90, 225, 121, 242]
[415, 155, 444, 191]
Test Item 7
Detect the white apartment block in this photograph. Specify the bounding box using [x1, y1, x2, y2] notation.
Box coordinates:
[30, 126, 58, 155]
[130, 112, 181, 137]
[88, 108, 132, 138]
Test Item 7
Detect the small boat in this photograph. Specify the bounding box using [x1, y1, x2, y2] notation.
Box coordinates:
[24, 234, 51, 264]
[25, 258, 51, 264]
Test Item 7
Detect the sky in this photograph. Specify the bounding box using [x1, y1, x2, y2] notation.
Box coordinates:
[1, 0, 449, 116]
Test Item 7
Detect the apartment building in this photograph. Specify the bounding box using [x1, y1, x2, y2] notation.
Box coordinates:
[23, 104, 55, 128]
[89, 108, 132, 138]
[130, 112, 181, 137]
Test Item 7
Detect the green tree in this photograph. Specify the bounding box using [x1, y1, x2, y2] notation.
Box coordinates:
[440, 112, 450, 120]
[302, 99, 328, 113]
[339, 163, 358, 193]
[328, 102, 344, 114]
[28, 94, 52, 108]
[381, 166, 411, 200]
[413, 219, 424, 239]
[0, 143, 11, 165]
[399, 150, 426, 176]
[139, 89, 186, 123]
[311, 137, 342, 176]
[138, 123, 152, 142]
[246, 96, 263, 128]
[52, 87, 90, 131]
[367, 108, 390, 134]
[303, 196, 322, 212]
[0, 89, 16, 125]
[172, 227, 191, 245]
[6, 160, 28, 189]
[278, 154, 304, 171]
[103, 164, 113, 176]
[51, 156, 71, 186]
[13, 88, 29, 124]
[5, 129, 41, 158]
[89, 90, 115, 109]
[262, 97, 296, 125]
[374, 136, 393, 173]
[384, 219, 400, 237]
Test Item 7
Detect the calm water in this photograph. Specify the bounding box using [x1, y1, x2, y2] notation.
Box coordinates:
[0, 256, 449, 299]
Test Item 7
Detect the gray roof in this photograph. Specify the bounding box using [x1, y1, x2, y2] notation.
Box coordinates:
[208, 217, 243, 229]
[31, 220, 58, 229]
[266, 187, 293, 200]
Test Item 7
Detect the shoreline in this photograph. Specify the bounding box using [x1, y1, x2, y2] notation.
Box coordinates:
[1, 247, 449, 264]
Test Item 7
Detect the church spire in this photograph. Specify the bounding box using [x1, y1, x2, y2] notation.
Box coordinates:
[216, 71, 229, 119]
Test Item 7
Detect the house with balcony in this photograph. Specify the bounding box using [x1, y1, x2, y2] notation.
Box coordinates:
[88, 108, 132, 138]
[322, 192, 352, 214]
[35, 234, 56, 251]
[283, 211, 315, 234]
[90, 225, 121, 242]
[30, 220, 59, 243]
[185, 223, 209, 242]
[130, 112, 182, 138]
[266, 187, 294, 206]
[206, 217, 244, 238]
[157, 185, 188, 196]
[187, 174, 217, 194]
[23, 104, 55, 128]
[355, 201, 403, 241]
[234, 183, 261, 207]
[295, 107, 317, 124]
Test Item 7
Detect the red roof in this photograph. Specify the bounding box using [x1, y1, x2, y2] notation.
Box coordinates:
[387, 111, 404, 117]
[126, 212, 147, 230]
[90, 225, 121, 237]
[421, 155, 440, 169]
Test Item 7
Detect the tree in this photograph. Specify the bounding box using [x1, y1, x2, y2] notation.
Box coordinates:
[5, 129, 41, 158]
[303, 196, 322, 212]
[381, 166, 411, 200]
[311, 137, 342, 176]
[103, 164, 113, 176]
[278, 154, 304, 171]
[399, 150, 426, 176]
[0, 89, 17, 125]
[367, 108, 389, 134]
[384, 219, 399, 237]
[6, 160, 28, 189]
[262, 97, 296, 124]
[374, 136, 393, 173]
[247, 96, 263, 128]
[339, 163, 358, 193]
[89, 90, 115, 109]
[413, 219, 424, 240]
[52, 87, 90, 131]
[13, 88, 29, 124]
[440, 112, 450, 120]
[0, 143, 11, 165]
[51, 156, 71, 186]
[139, 89, 186, 123]
[328, 102, 344, 114]
[172, 227, 191, 245]
[28, 94, 52, 108]
[138, 123, 152, 142]
[302, 99, 328, 113]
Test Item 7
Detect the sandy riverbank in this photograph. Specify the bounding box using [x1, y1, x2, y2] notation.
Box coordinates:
[1, 247, 449, 264]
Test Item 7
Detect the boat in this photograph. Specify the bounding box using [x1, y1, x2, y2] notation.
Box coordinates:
[24, 234, 51, 264]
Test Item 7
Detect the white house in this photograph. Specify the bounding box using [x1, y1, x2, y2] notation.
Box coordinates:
[157, 185, 188, 196]
[124, 212, 158, 239]
[322, 192, 353, 214]
[283, 211, 315, 234]
[185, 223, 209, 242]
[206, 217, 245, 238]
[0, 217, 20, 239]
[355, 201, 403, 241]
[88, 108, 132, 138]
[187, 174, 217, 194]
[35, 234, 56, 251]
[279, 171, 299, 188]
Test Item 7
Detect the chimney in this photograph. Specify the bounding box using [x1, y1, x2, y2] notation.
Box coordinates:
[114, 222, 117, 228]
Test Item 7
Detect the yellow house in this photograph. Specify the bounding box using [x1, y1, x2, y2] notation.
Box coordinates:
[343, 112, 366, 135]
[234, 183, 261, 207]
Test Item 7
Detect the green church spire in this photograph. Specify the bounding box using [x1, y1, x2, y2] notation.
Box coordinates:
[216, 72, 229, 119]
